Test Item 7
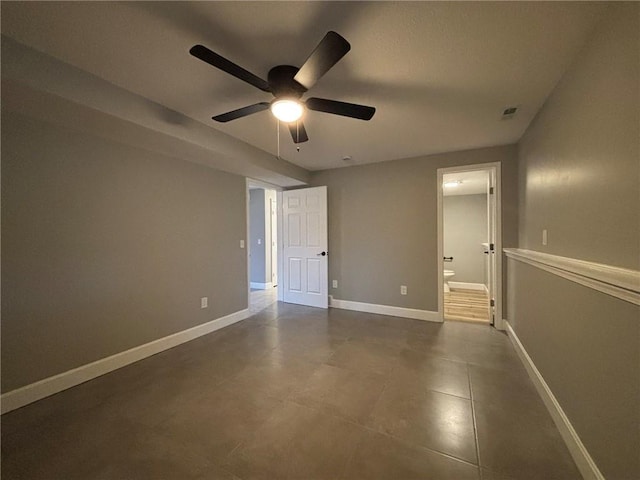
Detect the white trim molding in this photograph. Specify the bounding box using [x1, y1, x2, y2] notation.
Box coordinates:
[437, 162, 504, 330]
[448, 281, 486, 292]
[504, 248, 640, 306]
[250, 282, 273, 290]
[505, 321, 605, 480]
[330, 297, 441, 322]
[1, 308, 251, 414]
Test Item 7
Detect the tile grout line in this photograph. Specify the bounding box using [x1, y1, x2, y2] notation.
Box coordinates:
[467, 361, 484, 480]
[288, 396, 481, 469]
[357, 421, 482, 469]
[285, 374, 481, 470]
[336, 418, 368, 480]
[287, 346, 485, 468]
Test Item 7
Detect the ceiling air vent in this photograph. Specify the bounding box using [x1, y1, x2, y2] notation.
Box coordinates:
[501, 106, 519, 120]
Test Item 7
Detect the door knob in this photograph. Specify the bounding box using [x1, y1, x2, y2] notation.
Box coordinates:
[317, 251, 327, 256]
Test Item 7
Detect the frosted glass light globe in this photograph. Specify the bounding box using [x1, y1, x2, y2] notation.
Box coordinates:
[271, 99, 304, 123]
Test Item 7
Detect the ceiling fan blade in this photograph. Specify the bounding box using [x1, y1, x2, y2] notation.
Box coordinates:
[190, 44, 271, 92]
[212, 102, 270, 123]
[306, 97, 376, 120]
[293, 31, 351, 90]
[288, 120, 309, 144]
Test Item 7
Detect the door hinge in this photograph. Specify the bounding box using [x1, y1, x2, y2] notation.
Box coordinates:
[490, 299, 495, 307]
[489, 187, 494, 194]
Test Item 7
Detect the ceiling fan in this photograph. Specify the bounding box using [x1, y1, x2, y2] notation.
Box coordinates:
[189, 31, 376, 144]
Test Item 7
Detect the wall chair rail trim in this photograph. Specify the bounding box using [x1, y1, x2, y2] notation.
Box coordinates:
[504, 248, 640, 306]
[0, 308, 251, 414]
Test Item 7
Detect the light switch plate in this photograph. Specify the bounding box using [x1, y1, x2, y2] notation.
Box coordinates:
[201, 297, 208, 309]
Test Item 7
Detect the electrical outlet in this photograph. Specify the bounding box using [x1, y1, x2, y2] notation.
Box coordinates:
[401, 285, 407, 295]
[258, 238, 262, 245]
[240, 240, 245, 248]
[542, 229, 548, 246]
[332, 280, 338, 288]
[200, 297, 208, 309]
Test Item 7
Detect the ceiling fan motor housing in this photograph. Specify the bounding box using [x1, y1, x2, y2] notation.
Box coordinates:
[268, 65, 306, 99]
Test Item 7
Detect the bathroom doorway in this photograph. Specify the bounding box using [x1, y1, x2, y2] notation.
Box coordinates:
[436, 163, 502, 328]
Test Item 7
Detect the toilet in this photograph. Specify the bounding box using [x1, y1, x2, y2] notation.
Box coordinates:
[444, 269, 455, 293]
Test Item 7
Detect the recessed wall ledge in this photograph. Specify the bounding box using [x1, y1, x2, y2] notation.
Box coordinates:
[504, 248, 640, 306]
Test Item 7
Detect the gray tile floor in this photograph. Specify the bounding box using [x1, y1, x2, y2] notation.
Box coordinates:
[1, 302, 580, 479]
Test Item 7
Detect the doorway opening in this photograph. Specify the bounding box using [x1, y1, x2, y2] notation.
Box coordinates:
[437, 163, 503, 329]
[247, 181, 279, 313]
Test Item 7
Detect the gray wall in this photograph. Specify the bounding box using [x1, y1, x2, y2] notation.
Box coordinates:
[517, 4, 639, 270]
[249, 189, 267, 284]
[443, 194, 487, 285]
[510, 3, 639, 479]
[1, 111, 248, 393]
[508, 261, 639, 480]
[310, 144, 518, 312]
[2, 36, 311, 189]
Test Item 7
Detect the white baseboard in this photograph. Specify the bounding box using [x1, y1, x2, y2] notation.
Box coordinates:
[1, 308, 251, 414]
[505, 321, 604, 480]
[330, 298, 441, 322]
[250, 282, 273, 290]
[448, 281, 486, 292]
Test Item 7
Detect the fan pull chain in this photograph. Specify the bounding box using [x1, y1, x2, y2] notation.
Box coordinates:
[277, 119, 280, 159]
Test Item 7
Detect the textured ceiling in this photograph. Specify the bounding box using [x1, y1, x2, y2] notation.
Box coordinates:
[1, 1, 607, 172]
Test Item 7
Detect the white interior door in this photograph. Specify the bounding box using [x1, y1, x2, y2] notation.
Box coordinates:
[283, 186, 328, 308]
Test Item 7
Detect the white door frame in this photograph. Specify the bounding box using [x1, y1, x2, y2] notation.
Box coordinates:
[246, 178, 282, 303]
[269, 194, 278, 287]
[436, 162, 504, 330]
[277, 190, 284, 301]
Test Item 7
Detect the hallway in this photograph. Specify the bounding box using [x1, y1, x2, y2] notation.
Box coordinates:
[2, 303, 578, 479]
[249, 287, 278, 314]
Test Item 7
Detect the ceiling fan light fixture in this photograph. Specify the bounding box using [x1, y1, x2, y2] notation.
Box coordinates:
[190, 31, 374, 143]
[271, 99, 304, 123]
[444, 180, 462, 188]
